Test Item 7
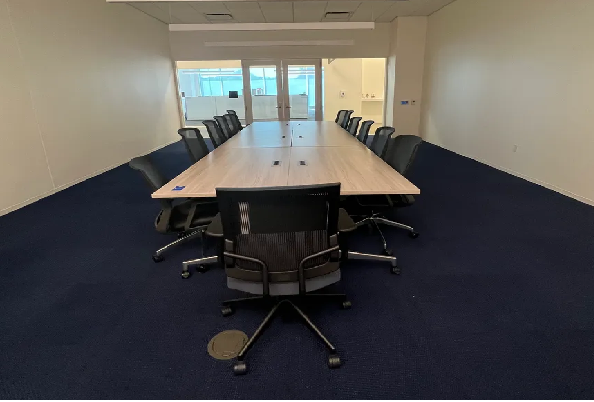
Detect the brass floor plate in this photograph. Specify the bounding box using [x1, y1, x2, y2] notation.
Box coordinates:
[207, 330, 248, 360]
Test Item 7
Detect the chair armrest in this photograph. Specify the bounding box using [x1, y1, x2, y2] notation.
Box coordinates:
[297, 245, 340, 295]
[223, 251, 270, 296]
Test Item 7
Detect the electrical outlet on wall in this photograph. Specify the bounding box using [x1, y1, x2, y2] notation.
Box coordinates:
[411, 100, 417, 105]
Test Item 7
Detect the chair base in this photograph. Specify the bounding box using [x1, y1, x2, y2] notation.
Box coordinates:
[152, 226, 208, 262]
[222, 294, 349, 375]
[352, 214, 419, 268]
[181, 255, 218, 279]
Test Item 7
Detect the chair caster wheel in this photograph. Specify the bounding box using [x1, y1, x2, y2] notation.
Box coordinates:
[221, 306, 234, 317]
[341, 300, 352, 309]
[152, 254, 164, 263]
[409, 231, 419, 239]
[181, 271, 191, 279]
[382, 248, 393, 256]
[196, 265, 209, 273]
[233, 361, 247, 375]
[391, 266, 401, 275]
[328, 354, 341, 369]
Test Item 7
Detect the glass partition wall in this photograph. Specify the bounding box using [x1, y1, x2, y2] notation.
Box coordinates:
[176, 58, 385, 129]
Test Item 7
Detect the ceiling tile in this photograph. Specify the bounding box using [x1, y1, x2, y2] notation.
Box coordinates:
[169, 3, 209, 23]
[375, 0, 419, 21]
[293, 1, 327, 22]
[324, 1, 361, 13]
[128, 2, 180, 24]
[350, 1, 392, 22]
[224, 2, 265, 22]
[258, 2, 293, 23]
[187, 2, 231, 14]
[409, 0, 456, 16]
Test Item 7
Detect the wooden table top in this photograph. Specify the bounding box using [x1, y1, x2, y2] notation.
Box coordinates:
[152, 121, 420, 198]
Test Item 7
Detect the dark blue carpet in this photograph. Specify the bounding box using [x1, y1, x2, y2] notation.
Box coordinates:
[1, 139, 594, 399]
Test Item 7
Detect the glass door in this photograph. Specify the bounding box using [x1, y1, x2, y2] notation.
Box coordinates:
[282, 59, 322, 121]
[242, 60, 283, 123]
[242, 59, 323, 123]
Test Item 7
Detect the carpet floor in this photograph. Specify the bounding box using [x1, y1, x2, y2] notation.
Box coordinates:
[1, 139, 593, 399]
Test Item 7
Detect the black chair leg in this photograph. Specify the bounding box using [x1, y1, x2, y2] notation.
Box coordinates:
[230, 296, 347, 375]
[233, 300, 284, 375]
[221, 296, 264, 316]
[287, 301, 342, 368]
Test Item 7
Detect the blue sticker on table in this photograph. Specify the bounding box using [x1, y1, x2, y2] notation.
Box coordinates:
[172, 186, 186, 191]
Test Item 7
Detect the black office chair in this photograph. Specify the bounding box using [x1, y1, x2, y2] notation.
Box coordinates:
[346, 116, 362, 136]
[224, 114, 239, 137]
[350, 135, 423, 257]
[202, 120, 226, 148]
[335, 110, 348, 126]
[214, 115, 233, 139]
[369, 126, 395, 158]
[178, 128, 209, 163]
[357, 120, 374, 144]
[335, 110, 353, 129]
[226, 110, 244, 131]
[211, 184, 355, 375]
[128, 155, 219, 277]
[341, 110, 354, 129]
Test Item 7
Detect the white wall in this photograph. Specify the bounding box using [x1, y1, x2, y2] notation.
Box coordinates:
[421, 0, 594, 205]
[385, 17, 427, 135]
[0, 0, 180, 215]
[169, 24, 392, 61]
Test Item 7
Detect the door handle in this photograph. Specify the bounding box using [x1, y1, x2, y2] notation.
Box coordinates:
[285, 106, 291, 108]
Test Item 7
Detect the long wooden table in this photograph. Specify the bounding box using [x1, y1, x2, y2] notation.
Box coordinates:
[152, 121, 420, 198]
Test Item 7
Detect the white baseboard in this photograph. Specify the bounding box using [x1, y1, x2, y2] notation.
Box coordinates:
[427, 141, 594, 207]
[0, 138, 180, 217]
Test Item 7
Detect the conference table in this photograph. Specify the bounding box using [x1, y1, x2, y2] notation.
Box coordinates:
[152, 121, 420, 199]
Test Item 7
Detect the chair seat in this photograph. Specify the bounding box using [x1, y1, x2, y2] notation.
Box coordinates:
[168, 200, 219, 231]
[227, 270, 341, 296]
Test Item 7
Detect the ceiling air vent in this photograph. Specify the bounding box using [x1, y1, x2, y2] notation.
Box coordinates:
[205, 13, 234, 22]
[324, 11, 351, 20]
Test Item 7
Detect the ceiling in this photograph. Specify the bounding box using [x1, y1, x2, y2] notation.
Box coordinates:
[127, 0, 456, 24]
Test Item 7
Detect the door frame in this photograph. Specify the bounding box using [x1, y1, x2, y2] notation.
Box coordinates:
[281, 59, 323, 122]
[241, 59, 283, 123]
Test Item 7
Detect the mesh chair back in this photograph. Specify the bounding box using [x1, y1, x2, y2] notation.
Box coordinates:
[341, 110, 354, 129]
[224, 114, 238, 137]
[229, 113, 243, 131]
[357, 120, 374, 144]
[383, 135, 423, 175]
[346, 117, 362, 136]
[214, 115, 232, 139]
[226, 109, 243, 131]
[128, 155, 171, 209]
[335, 110, 347, 124]
[217, 184, 341, 288]
[202, 120, 226, 148]
[178, 128, 209, 163]
[369, 126, 395, 158]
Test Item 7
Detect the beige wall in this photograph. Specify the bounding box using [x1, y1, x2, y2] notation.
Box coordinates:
[0, 0, 179, 215]
[385, 17, 427, 135]
[323, 59, 362, 121]
[421, 0, 594, 205]
[169, 24, 392, 61]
